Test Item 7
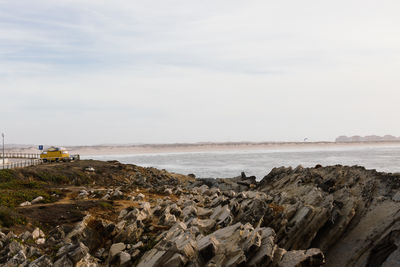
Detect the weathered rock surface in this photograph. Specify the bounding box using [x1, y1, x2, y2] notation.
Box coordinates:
[1, 163, 400, 266]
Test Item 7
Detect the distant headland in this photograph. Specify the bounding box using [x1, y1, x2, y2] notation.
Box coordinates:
[335, 135, 400, 142]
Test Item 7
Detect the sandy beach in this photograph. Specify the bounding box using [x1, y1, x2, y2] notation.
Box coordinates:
[6, 141, 400, 156]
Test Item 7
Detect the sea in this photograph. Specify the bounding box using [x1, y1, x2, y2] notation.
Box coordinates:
[83, 145, 400, 180]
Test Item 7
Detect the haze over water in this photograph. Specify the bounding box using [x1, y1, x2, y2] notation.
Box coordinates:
[85, 145, 400, 179]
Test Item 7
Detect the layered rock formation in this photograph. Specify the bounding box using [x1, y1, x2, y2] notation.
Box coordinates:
[0, 162, 399, 266]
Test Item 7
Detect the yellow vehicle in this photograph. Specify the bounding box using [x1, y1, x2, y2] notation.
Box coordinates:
[40, 147, 71, 162]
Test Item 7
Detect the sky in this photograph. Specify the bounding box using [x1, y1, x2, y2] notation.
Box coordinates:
[1, 0, 400, 145]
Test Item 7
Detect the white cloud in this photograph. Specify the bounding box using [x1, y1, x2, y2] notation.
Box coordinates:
[1, 0, 400, 144]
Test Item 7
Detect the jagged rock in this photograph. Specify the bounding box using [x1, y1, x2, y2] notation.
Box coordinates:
[78, 190, 89, 199]
[164, 188, 173, 195]
[118, 209, 128, 219]
[32, 228, 45, 240]
[160, 212, 177, 226]
[210, 205, 232, 226]
[102, 193, 110, 200]
[164, 253, 187, 266]
[278, 248, 325, 267]
[132, 241, 143, 249]
[26, 246, 42, 259]
[20, 231, 32, 241]
[247, 228, 276, 266]
[8, 241, 24, 256]
[109, 243, 126, 261]
[35, 238, 46, 245]
[6, 231, 17, 241]
[53, 255, 74, 267]
[68, 242, 89, 263]
[198, 236, 219, 262]
[190, 218, 216, 233]
[3, 163, 400, 267]
[112, 190, 124, 199]
[197, 207, 213, 217]
[76, 253, 98, 267]
[183, 205, 197, 219]
[28, 255, 53, 267]
[5, 250, 26, 266]
[140, 201, 152, 215]
[118, 251, 131, 267]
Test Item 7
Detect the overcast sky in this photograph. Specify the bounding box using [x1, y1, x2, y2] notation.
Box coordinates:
[1, 0, 400, 145]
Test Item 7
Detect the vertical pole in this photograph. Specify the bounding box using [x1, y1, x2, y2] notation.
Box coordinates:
[2, 133, 4, 169]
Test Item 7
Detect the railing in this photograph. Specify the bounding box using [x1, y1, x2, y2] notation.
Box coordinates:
[0, 153, 80, 169]
[0, 153, 40, 159]
[1, 159, 42, 169]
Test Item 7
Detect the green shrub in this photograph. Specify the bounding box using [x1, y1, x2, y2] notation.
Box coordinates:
[0, 207, 25, 227]
[0, 169, 16, 183]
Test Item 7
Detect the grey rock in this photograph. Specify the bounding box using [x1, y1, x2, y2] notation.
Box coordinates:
[53, 255, 74, 267]
[198, 236, 219, 262]
[6, 250, 26, 266]
[28, 255, 53, 267]
[118, 251, 131, 267]
[164, 253, 187, 267]
[210, 205, 231, 226]
[132, 241, 143, 250]
[35, 238, 46, 245]
[20, 231, 32, 241]
[392, 191, 400, 202]
[8, 240, 24, 256]
[164, 188, 173, 195]
[278, 248, 325, 267]
[68, 242, 89, 263]
[109, 243, 126, 261]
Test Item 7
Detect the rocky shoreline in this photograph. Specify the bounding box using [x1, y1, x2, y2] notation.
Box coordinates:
[0, 161, 399, 266]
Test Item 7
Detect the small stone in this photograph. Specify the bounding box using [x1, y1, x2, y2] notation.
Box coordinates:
[20, 201, 32, 207]
[109, 243, 126, 260]
[31, 196, 44, 204]
[35, 238, 46, 245]
[119, 251, 131, 267]
[164, 188, 173, 195]
[132, 241, 143, 249]
[85, 167, 95, 172]
[32, 228, 45, 240]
